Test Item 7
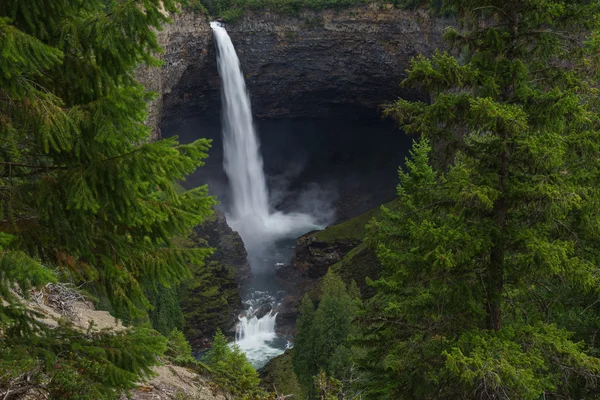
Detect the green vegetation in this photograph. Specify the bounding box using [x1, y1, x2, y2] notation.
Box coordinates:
[180, 260, 241, 343]
[200, 0, 444, 21]
[330, 242, 380, 297]
[204, 330, 266, 399]
[260, 351, 305, 398]
[293, 271, 361, 397]
[3, 0, 600, 398]
[0, 0, 218, 397]
[166, 329, 195, 364]
[315, 199, 400, 243]
[357, 0, 600, 398]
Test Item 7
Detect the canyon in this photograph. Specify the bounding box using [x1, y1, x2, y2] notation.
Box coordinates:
[136, 2, 451, 367]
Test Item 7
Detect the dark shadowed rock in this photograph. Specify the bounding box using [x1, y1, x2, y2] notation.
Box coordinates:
[136, 11, 213, 140]
[254, 303, 273, 320]
[291, 231, 360, 279]
[192, 208, 252, 284]
[140, 6, 453, 134]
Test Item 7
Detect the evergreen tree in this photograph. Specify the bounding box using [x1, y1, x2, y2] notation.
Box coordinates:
[293, 271, 359, 397]
[293, 295, 317, 391]
[0, 0, 215, 396]
[359, 1, 600, 398]
[204, 329, 265, 399]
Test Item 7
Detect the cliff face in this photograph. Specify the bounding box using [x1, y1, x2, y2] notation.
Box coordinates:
[181, 209, 250, 347]
[137, 11, 213, 139]
[146, 5, 451, 131]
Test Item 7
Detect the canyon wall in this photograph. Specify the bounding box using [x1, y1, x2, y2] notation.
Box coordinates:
[136, 11, 213, 139]
[143, 5, 452, 135]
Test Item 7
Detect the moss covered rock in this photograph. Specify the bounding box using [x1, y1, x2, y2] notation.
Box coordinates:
[180, 209, 250, 347]
[191, 209, 252, 284]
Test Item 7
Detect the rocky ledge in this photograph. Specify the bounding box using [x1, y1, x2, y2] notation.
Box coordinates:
[141, 4, 452, 135]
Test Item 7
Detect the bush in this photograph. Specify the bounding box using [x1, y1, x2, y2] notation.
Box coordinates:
[166, 329, 196, 364]
[219, 8, 245, 22]
[204, 330, 266, 399]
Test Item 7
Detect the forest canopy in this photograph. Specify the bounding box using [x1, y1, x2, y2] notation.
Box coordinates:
[0, 0, 217, 397]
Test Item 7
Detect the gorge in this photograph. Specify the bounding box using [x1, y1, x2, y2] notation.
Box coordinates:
[149, 4, 449, 368]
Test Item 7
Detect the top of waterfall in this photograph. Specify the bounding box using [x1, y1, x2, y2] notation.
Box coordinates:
[210, 21, 224, 29]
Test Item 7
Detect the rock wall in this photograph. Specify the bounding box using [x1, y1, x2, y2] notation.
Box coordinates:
[137, 11, 213, 140]
[181, 209, 250, 347]
[143, 5, 452, 131]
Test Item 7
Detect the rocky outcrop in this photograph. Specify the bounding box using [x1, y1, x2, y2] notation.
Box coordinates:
[290, 230, 360, 279]
[181, 209, 250, 347]
[124, 365, 228, 400]
[136, 10, 213, 140]
[140, 5, 452, 132]
[274, 202, 386, 336]
[22, 284, 229, 400]
[273, 232, 358, 338]
[192, 209, 252, 284]
[222, 5, 451, 119]
[254, 303, 273, 319]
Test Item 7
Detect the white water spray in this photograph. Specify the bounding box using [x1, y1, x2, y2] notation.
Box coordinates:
[211, 22, 320, 367]
[234, 312, 284, 368]
[210, 22, 317, 251]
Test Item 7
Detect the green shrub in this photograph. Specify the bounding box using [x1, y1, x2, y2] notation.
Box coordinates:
[204, 330, 266, 399]
[166, 329, 196, 364]
[219, 8, 245, 22]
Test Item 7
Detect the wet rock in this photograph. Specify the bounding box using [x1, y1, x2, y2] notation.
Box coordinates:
[254, 303, 273, 319]
[192, 208, 252, 285]
[291, 231, 360, 279]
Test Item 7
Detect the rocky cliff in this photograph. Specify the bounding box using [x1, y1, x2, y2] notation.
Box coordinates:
[143, 5, 451, 133]
[181, 209, 250, 347]
[137, 11, 213, 139]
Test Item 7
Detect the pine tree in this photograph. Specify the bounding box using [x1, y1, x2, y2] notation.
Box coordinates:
[293, 295, 317, 391]
[359, 1, 600, 398]
[293, 271, 359, 396]
[0, 0, 216, 396]
[204, 329, 264, 399]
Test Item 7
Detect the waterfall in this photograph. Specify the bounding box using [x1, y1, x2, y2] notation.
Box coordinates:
[210, 21, 317, 252]
[234, 312, 286, 368]
[211, 21, 318, 368]
[236, 313, 278, 342]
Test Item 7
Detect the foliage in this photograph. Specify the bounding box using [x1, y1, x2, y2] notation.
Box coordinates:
[260, 351, 305, 399]
[0, 0, 215, 396]
[314, 371, 343, 400]
[181, 0, 210, 13]
[204, 329, 266, 399]
[180, 259, 241, 344]
[198, 0, 445, 20]
[0, 321, 167, 400]
[293, 271, 361, 397]
[146, 281, 185, 336]
[166, 328, 196, 364]
[314, 200, 392, 243]
[358, 0, 600, 398]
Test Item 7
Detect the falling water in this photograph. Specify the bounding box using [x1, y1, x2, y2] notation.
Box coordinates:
[210, 21, 317, 251]
[211, 22, 318, 368]
[234, 312, 286, 367]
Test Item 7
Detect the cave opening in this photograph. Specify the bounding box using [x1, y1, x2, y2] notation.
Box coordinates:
[161, 115, 413, 224]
